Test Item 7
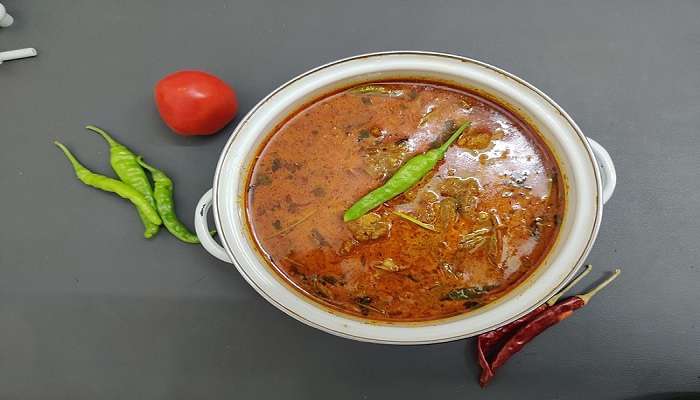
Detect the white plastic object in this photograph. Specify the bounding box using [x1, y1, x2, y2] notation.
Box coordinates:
[0, 48, 37, 64]
[195, 188, 231, 263]
[0, 3, 14, 27]
[587, 138, 617, 204]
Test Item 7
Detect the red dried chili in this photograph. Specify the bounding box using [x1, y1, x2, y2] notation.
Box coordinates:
[478, 268, 621, 387]
[477, 265, 593, 384]
[477, 304, 547, 384]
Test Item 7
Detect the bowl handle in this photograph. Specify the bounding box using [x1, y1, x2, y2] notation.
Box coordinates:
[195, 189, 232, 263]
[587, 138, 617, 204]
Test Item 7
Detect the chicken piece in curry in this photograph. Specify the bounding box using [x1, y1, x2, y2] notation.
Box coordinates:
[246, 82, 563, 321]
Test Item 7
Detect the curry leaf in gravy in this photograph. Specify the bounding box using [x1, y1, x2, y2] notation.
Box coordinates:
[443, 286, 495, 301]
[320, 275, 338, 285]
[350, 84, 404, 97]
[254, 174, 272, 186]
[463, 301, 481, 310]
[355, 296, 386, 316]
[309, 274, 333, 299]
[311, 187, 326, 197]
[311, 228, 330, 247]
[271, 158, 283, 172]
[357, 129, 370, 141]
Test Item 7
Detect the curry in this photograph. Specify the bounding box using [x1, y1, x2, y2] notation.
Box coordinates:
[245, 82, 563, 321]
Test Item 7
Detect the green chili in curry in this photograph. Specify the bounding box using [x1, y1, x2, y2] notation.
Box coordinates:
[344, 121, 470, 221]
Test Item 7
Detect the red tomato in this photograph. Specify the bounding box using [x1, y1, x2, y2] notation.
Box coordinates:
[154, 70, 238, 136]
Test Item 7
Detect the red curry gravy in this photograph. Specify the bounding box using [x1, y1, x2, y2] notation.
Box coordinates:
[246, 82, 563, 322]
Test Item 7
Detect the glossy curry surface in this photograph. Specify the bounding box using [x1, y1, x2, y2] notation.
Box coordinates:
[246, 82, 563, 321]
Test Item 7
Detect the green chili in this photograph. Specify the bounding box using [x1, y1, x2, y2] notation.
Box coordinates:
[344, 121, 470, 222]
[136, 157, 199, 243]
[86, 125, 159, 238]
[54, 141, 162, 226]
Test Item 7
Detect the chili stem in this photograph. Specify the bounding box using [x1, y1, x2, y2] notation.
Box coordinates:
[546, 265, 592, 306]
[577, 268, 621, 304]
[85, 125, 119, 147]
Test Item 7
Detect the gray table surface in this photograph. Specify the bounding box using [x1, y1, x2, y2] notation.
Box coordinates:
[1, 0, 699, 399]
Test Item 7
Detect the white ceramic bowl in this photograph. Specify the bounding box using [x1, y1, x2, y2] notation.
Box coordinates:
[194, 51, 616, 345]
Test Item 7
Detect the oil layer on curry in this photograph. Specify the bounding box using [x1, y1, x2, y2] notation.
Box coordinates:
[246, 82, 563, 322]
